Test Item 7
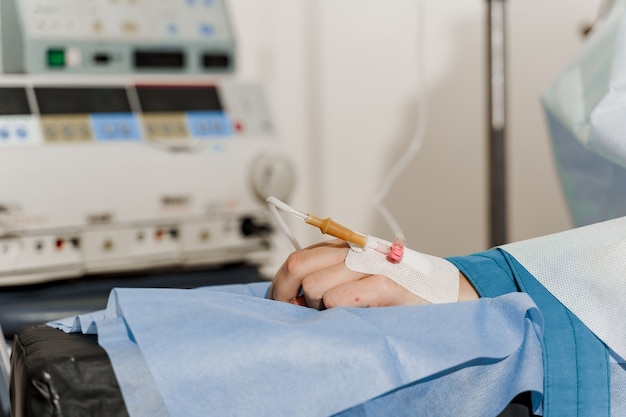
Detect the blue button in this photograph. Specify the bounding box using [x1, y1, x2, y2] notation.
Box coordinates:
[210, 120, 224, 133]
[15, 126, 28, 139]
[204, 0, 214, 6]
[0, 129, 8, 139]
[103, 123, 115, 137]
[91, 114, 142, 142]
[167, 23, 178, 35]
[187, 111, 232, 138]
[186, 0, 196, 6]
[199, 23, 215, 37]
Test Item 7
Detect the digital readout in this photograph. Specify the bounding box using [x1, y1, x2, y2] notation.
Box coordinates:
[136, 86, 223, 112]
[35, 87, 132, 115]
[0, 88, 31, 115]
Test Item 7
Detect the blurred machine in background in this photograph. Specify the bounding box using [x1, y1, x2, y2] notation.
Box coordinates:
[0, 2, 295, 414]
[0, 0, 293, 334]
[0, 80, 290, 289]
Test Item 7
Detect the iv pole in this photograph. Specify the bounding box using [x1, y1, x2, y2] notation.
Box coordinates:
[487, 0, 508, 247]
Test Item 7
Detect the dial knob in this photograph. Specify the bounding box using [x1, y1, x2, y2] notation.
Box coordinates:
[250, 154, 295, 202]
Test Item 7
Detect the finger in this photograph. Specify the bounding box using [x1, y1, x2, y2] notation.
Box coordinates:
[322, 274, 431, 309]
[289, 294, 308, 307]
[301, 262, 366, 310]
[305, 239, 349, 250]
[270, 245, 350, 302]
[268, 240, 348, 301]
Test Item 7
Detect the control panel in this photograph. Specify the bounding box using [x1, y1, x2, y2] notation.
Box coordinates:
[0, 81, 276, 146]
[0, 0, 235, 74]
[0, 78, 294, 285]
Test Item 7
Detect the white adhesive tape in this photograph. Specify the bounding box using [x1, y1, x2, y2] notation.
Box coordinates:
[345, 247, 459, 304]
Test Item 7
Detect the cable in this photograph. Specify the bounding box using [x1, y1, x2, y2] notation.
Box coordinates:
[0, 322, 10, 387]
[267, 196, 304, 250]
[372, 0, 428, 240]
[269, 2, 428, 248]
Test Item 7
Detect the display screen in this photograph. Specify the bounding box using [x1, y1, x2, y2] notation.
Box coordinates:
[35, 87, 132, 114]
[136, 86, 223, 112]
[0, 88, 31, 115]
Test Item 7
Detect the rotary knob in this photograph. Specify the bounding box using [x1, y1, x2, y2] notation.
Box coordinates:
[250, 154, 295, 202]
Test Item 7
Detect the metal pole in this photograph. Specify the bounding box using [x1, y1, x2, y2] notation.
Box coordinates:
[0, 323, 10, 417]
[487, 0, 508, 247]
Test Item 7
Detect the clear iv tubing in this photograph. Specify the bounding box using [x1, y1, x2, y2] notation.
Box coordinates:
[266, 4, 425, 259]
[0, 323, 10, 387]
[266, 197, 306, 250]
[373, 0, 428, 240]
[266, 196, 392, 255]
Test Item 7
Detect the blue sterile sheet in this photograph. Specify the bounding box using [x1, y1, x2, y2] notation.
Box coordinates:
[49, 283, 544, 417]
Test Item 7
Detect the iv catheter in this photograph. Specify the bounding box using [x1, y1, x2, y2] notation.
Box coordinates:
[266, 196, 404, 263]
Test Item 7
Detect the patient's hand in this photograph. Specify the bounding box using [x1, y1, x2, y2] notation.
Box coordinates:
[269, 239, 479, 310]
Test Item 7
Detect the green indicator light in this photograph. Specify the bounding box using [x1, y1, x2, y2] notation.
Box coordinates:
[47, 49, 66, 68]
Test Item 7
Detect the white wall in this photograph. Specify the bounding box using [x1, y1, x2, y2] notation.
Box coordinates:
[229, 0, 605, 262]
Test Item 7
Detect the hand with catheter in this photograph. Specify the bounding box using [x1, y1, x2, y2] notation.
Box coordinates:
[266, 197, 479, 310]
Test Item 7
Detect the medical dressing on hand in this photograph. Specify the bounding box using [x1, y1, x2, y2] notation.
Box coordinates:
[266, 196, 461, 302]
[345, 245, 460, 304]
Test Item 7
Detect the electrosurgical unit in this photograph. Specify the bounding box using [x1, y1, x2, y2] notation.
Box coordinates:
[0, 0, 294, 339]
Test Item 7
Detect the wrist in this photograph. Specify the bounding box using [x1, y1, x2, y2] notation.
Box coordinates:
[458, 272, 480, 302]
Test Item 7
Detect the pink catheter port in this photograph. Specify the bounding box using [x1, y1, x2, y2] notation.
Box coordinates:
[387, 238, 405, 264]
